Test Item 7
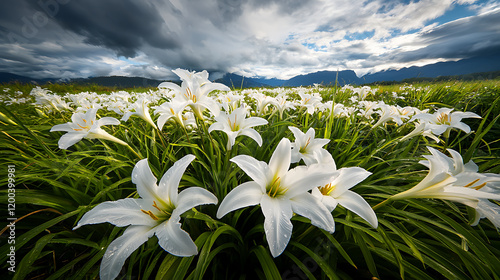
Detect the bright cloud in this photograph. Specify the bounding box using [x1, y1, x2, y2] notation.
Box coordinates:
[0, 0, 498, 80]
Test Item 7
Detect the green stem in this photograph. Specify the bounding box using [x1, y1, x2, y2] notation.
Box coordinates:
[156, 128, 168, 148]
[372, 197, 392, 211]
[182, 126, 191, 143]
[126, 144, 142, 159]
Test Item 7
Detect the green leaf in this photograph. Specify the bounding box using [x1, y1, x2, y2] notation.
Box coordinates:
[155, 254, 181, 280]
[46, 253, 92, 280]
[320, 229, 357, 269]
[0, 208, 81, 264]
[251, 245, 282, 280]
[289, 241, 341, 280]
[353, 231, 379, 279]
[13, 233, 56, 280]
[284, 251, 318, 280]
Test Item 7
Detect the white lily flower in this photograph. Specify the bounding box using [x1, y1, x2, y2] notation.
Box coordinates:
[121, 98, 157, 129]
[312, 167, 377, 228]
[106, 100, 128, 115]
[298, 89, 322, 115]
[289, 126, 330, 166]
[208, 106, 268, 150]
[320, 101, 348, 118]
[50, 108, 127, 149]
[272, 93, 295, 119]
[371, 104, 405, 129]
[217, 91, 245, 112]
[217, 138, 335, 257]
[250, 91, 277, 116]
[412, 108, 481, 136]
[352, 86, 373, 100]
[400, 122, 441, 143]
[158, 69, 229, 119]
[153, 100, 188, 130]
[420, 148, 500, 228]
[391, 147, 500, 209]
[357, 101, 382, 120]
[74, 155, 217, 280]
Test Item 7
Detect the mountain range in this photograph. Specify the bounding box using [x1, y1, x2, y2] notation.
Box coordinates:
[1, 54, 500, 88]
[216, 53, 500, 87]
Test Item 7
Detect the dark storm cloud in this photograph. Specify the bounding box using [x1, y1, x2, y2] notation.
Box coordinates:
[42, 0, 179, 57]
[0, 0, 498, 80]
[391, 9, 500, 62]
[215, 0, 315, 18]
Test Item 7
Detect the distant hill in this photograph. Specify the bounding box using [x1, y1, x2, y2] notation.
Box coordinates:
[235, 70, 360, 87]
[2, 53, 500, 88]
[360, 54, 500, 83]
[214, 73, 269, 89]
[71, 76, 164, 88]
[283, 70, 360, 86]
[0, 73, 166, 88]
[0, 72, 52, 84]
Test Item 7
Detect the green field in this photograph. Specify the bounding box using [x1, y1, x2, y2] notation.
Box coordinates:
[1, 75, 500, 280]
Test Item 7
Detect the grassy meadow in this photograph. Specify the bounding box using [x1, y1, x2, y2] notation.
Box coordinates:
[1, 75, 500, 280]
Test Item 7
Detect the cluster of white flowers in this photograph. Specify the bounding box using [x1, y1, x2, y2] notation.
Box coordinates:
[3, 69, 496, 280]
[0, 71, 483, 149]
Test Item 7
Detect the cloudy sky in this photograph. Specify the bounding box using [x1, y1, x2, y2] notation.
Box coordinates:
[1, 0, 499, 81]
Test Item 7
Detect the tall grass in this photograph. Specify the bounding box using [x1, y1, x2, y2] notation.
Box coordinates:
[1, 79, 499, 279]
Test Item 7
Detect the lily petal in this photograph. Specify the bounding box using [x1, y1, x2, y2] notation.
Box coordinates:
[158, 154, 195, 205]
[155, 217, 198, 257]
[336, 190, 378, 228]
[291, 193, 335, 233]
[98, 117, 121, 126]
[50, 123, 73, 132]
[58, 132, 85, 149]
[269, 138, 292, 179]
[231, 155, 269, 188]
[132, 159, 159, 201]
[239, 128, 263, 146]
[311, 187, 338, 212]
[158, 82, 182, 92]
[217, 181, 264, 218]
[174, 187, 218, 217]
[242, 117, 268, 129]
[198, 97, 221, 117]
[261, 195, 293, 257]
[73, 198, 158, 230]
[282, 165, 333, 198]
[157, 114, 173, 130]
[329, 167, 372, 197]
[200, 82, 231, 96]
[100, 225, 154, 280]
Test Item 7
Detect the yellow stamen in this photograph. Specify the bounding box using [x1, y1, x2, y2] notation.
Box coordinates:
[268, 177, 281, 197]
[141, 209, 159, 221]
[232, 115, 238, 131]
[463, 178, 481, 189]
[437, 112, 451, 125]
[185, 88, 192, 100]
[472, 182, 487, 190]
[152, 201, 162, 212]
[299, 137, 311, 153]
[76, 122, 89, 130]
[320, 183, 335, 195]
